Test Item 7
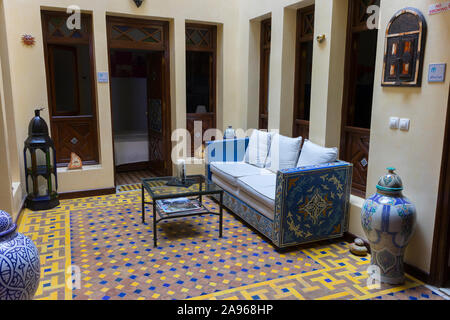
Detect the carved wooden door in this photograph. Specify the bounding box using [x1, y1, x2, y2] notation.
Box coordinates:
[147, 51, 166, 175]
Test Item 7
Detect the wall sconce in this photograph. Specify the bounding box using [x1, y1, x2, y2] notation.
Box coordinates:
[133, 0, 144, 7]
[316, 34, 326, 43]
[22, 34, 36, 47]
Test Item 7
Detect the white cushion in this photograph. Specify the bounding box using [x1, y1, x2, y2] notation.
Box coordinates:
[244, 130, 273, 168]
[237, 174, 277, 209]
[210, 162, 272, 187]
[211, 175, 239, 197]
[265, 134, 302, 172]
[297, 140, 338, 167]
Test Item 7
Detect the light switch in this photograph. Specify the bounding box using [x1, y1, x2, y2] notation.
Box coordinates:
[399, 118, 410, 131]
[389, 117, 400, 129]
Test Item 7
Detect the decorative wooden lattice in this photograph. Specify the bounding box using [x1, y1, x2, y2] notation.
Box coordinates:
[43, 13, 91, 43]
[186, 26, 215, 50]
[352, 0, 380, 28]
[262, 19, 272, 49]
[301, 11, 315, 38]
[111, 25, 162, 43]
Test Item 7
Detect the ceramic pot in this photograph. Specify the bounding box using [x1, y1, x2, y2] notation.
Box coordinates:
[0, 210, 40, 300]
[361, 168, 417, 284]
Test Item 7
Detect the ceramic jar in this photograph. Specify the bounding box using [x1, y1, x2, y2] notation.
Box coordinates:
[0, 210, 40, 300]
[361, 168, 417, 284]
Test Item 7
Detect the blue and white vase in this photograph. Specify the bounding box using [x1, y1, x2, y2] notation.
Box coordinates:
[0, 210, 40, 300]
[361, 168, 417, 284]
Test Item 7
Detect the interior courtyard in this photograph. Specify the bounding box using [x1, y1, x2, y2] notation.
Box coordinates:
[0, 0, 449, 302]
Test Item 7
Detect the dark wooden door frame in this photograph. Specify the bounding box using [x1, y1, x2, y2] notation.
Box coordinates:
[430, 86, 450, 287]
[292, 5, 315, 139]
[106, 16, 172, 186]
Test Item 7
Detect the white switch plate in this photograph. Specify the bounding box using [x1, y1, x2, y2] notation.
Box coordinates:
[389, 117, 400, 129]
[399, 118, 410, 131]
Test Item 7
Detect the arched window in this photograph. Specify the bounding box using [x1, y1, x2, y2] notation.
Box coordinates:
[382, 7, 427, 87]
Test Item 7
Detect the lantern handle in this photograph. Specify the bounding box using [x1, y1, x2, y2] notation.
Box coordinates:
[35, 107, 45, 117]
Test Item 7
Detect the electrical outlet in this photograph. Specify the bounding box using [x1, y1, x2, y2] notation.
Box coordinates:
[399, 118, 410, 131]
[389, 117, 400, 129]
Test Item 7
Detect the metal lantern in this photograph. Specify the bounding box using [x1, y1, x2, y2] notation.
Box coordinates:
[133, 0, 144, 8]
[24, 109, 59, 210]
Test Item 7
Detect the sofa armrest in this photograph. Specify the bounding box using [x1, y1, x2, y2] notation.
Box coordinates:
[206, 138, 249, 164]
[272, 161, 353, 248]
[205, 138, 249, 181]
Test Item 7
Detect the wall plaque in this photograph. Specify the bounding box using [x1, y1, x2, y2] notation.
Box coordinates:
[97, 72, 109, 83]
[428, 63, 447, 83]
[429, 1, 450, 15]
[382, 8, 427, 87]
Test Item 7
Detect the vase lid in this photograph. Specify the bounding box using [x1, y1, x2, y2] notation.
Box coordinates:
[0, 210, 14, 234]
[376, 167, 404, 193]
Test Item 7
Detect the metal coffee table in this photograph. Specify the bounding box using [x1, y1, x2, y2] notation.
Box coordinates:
[141, 175, 224, 247]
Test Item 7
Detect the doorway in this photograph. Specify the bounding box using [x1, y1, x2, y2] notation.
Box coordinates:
[293, 5, 315, 139]
[185, 23, 217, 157]
[41, 11, 99, 167]
[340, 0, 380, 197]
[107, 17, 171, 186]
[259, 18, 271, 130]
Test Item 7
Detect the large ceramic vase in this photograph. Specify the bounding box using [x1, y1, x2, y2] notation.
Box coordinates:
[0, 210, 40, 300]
[361, 168, 417, 284]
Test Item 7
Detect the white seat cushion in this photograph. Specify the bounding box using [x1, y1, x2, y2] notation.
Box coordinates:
[244, 130, 273, 168]
[210, 162, 272, 187]
[297, 140, 338, 167]
[265, 134, 302, 172]
[237, 174, 277, 209]
[211, 175, 239, 197]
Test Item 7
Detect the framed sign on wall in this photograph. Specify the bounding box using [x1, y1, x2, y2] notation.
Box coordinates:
[382, 7, 427, 87]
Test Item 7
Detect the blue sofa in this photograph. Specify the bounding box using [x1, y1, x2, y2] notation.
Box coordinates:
[206, 138, 353, 249]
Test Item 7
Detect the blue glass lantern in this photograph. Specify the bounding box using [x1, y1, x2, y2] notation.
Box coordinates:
[24, 109, 59, 210]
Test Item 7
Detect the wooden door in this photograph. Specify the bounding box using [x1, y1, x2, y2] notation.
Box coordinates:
[42, 11, 99, 166]
[293, 6, 315, 139]
[185, 24, 217, 156]
[106, 17, 172, 176]
[340, 0, 380, 196]
[147, 52, 166, 174]
[259, 19, 271, 130]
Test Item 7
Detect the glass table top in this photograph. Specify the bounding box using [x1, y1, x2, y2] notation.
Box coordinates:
[142, 175, 223, 200]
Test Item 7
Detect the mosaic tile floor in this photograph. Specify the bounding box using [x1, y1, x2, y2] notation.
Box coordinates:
[17, 191, 445, 301]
